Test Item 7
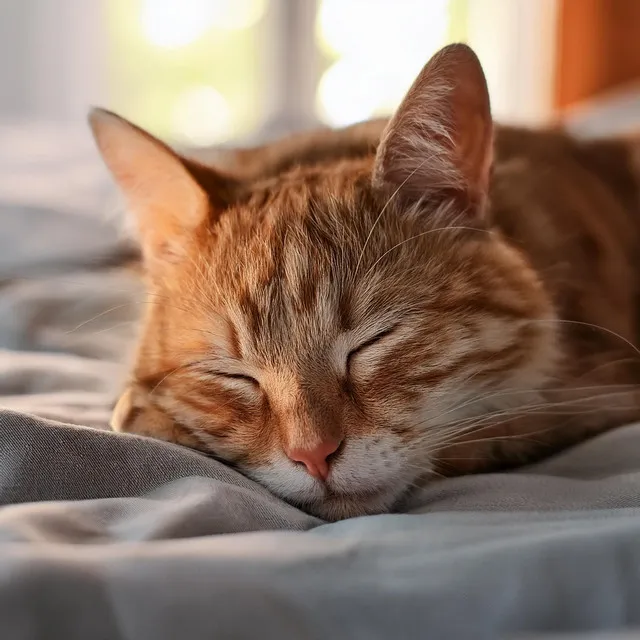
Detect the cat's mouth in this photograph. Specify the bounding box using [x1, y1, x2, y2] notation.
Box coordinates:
[298, 484, 407, 521]
[247, 464, 417, 521]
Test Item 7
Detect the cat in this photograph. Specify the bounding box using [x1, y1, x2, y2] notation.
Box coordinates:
[92, 44, 640, 521]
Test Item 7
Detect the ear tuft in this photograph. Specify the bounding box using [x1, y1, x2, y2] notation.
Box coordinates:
[373, 43, 493, 214]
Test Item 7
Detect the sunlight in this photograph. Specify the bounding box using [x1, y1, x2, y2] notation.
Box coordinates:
[316, 0, 450, 126]
[317, 59, 381, 127]
[171, 85, 233, 144]
[141, 0, 266, 49]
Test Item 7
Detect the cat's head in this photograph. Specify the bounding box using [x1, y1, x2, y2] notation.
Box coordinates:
[92, 44, 558, 520]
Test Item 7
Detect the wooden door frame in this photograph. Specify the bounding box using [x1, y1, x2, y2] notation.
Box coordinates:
[555, 0, 640, 110]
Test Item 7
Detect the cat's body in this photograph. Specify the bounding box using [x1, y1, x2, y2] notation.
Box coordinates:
[200, 120, 640, 469]
[442, 126, 640, 471]
[94, 45, 640, 521]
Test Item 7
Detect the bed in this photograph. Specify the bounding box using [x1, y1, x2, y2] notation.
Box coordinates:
[2, 119, 640, 640]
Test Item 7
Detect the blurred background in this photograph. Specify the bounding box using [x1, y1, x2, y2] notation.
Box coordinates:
[0, 0, 639, 148]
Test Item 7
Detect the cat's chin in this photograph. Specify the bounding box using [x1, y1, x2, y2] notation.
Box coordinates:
[298, 487, 404, 521]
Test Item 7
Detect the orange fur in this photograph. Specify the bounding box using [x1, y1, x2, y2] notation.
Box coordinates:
[95, 44, 640, 520]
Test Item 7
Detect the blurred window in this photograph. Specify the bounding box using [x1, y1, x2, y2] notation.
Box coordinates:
[0, 1, 558, 138]
[107, 0, 468, 145]
[315, 0, 467, 127]
[108, 0, 267, 145]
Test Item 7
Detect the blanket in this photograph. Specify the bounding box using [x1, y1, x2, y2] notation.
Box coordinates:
[1, 122, 640, 640]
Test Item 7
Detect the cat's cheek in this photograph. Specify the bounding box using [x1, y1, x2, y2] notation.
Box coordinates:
[329, 435, 414, 489]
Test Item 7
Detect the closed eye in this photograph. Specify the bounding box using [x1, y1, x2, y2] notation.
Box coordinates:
[346, 327, 397, 374]
[207, 371, 260, 387]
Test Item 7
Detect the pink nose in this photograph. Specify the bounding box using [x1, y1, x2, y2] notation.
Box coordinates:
[286, 439, 341, 481]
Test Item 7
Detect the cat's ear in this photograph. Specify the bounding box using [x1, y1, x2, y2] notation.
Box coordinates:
[89, 108, 221, 264]
[373, 43, 493, 214]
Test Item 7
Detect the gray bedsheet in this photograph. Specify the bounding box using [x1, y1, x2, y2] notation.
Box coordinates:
[1, 123, 640, 640]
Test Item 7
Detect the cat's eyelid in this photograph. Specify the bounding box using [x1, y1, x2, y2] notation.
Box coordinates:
[193, 362, 260, 386]
[209, 371, 259, 385]
[344, 326, 399, 378]
[349, 326, 398, 357]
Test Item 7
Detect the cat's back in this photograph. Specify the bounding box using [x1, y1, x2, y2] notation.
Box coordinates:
[493, 125, 640, 221]
[490, 125, 640, 274]
[490, 125, 640, 345]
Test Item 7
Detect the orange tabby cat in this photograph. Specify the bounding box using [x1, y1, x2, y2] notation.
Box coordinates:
[93, 44, 640, 521]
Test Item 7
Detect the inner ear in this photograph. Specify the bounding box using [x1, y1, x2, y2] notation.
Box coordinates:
[373, 43, 493, 213]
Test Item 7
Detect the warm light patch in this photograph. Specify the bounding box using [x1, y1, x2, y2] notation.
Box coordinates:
[171, 85, 233, 145]
[315, 0, 450, 127]
[141, 0, 267, 49]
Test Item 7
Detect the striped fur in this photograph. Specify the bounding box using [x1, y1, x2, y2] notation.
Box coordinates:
[95, 45, 640, 521]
